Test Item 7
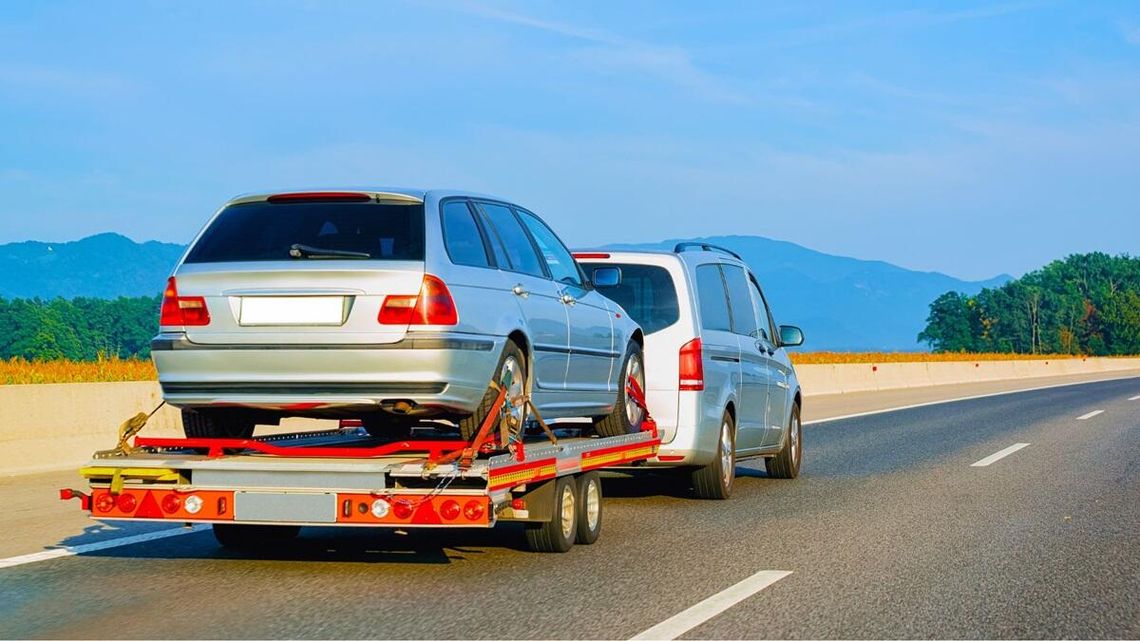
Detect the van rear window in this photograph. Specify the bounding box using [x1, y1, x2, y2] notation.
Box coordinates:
[583, 263, 680, 334]
[185, 201, 425, 263]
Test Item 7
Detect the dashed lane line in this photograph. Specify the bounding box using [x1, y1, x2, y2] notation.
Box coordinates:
[970, 443, 1030, 467]
[630, 570, 793, 640]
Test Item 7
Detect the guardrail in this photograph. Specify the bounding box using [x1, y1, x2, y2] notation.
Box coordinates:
[3, 358, 1140, 476]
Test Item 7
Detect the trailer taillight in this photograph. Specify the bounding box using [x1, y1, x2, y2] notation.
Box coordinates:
[379, 274, 458, 326]
[161, 494, 182, 514]
[679, 338, 705, 391]
[370, 499, 391, 518]
[440, 500, 461, 520]
[116, 493, 138, 513]
[463, 499, 486, 521]
[160, 277, 211, 326]
[95, 493, 116, 513]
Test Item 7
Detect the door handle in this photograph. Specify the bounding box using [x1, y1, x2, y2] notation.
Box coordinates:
[560, 293, 577, 306]
[512, 284, 529, 298]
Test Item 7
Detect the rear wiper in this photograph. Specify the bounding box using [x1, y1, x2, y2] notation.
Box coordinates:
[288, 244, 371, 259]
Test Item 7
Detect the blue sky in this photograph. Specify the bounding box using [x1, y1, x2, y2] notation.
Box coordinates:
[1, 1, 1138, 280]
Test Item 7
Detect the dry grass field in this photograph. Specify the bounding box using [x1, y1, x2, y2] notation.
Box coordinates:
[0, 352, 1100, 384]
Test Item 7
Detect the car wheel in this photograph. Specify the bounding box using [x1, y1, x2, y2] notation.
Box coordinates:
[765, 402, 802, 479]
[181, 408, 255, 439]
[574, 472, 603, 545]
[459, 340, 527, 442]
[691, 411, 735, 500]
[524, 476, 578, 553]
[212, 524, 300, 550]
[593, 342, 646, 438]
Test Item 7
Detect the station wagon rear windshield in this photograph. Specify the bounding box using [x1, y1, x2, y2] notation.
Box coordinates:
[582, 263, 680, 334]
[185, 201, 425, 263]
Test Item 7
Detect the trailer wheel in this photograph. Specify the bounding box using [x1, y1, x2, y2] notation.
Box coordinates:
[575, 472, 603, 545]
[212, 524, 300, 549]
[460, 340, 527, 441]
[524, 476, 577, 553]
[594, 342, 645, 437]
[182, 409, 255, 439]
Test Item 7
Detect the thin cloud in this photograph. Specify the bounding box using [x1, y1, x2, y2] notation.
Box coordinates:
[438, 1, 751, 104]
[1122, 22, 1140, 46]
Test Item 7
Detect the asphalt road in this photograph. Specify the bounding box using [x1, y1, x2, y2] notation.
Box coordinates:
[2, 377, 1138, 639]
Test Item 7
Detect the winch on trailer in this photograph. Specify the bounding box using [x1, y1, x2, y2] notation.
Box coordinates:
[61, 374, 660, 553]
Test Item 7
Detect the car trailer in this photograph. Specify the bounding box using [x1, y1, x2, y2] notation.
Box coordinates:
[60, 377, 660, 553]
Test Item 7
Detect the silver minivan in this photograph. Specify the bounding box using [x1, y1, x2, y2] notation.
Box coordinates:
[577, 243, 804, 499]
[153, 189, 645, 441]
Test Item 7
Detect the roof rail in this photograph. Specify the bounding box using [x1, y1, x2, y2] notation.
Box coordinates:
[673, 242, 742, 260]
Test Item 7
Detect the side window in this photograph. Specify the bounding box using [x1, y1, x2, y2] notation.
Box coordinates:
[721, 265, 760, 337]
[749, 274, 779, 343]
[695, 264, 732, 332]
[477, 203, 546, 278]
[516, 209, 583, 286]
[440, 200, 490, 268]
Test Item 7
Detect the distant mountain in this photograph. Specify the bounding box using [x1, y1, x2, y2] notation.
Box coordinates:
[603, 235, 1011, 351]
[0, 233, 184, 299]
[0, 232, 1011, 350]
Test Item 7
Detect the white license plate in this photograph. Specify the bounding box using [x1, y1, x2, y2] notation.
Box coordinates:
[239, 296, 346, 326]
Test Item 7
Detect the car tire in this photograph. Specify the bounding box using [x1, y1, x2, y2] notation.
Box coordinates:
[691, 410, 735, 500]
[765, 402, 802, 479]
[593, 342, 646, 438]
[181, 408, 255, 439]
[458, 339, 527, 442]
[574, 472, 603, 545]
[524, 476, 577, 553]
[212, 524, 300, 550]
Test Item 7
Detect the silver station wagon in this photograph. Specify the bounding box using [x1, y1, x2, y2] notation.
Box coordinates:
[153, 189, 645, 441]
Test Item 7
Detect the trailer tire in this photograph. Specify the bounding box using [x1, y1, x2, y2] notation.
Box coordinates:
[594, 342, 645, 438]
[524, 476, 577, 553]
[691, 410, 735, 500]
[575, 472, 603, 545]
[182, 409, 255, 439]
[765, 402, 802, 479]
[459, 340, 527, 442]
[212, 524, 300, 549]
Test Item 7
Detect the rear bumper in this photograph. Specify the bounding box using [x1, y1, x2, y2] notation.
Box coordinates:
[152, 332, 503, 415]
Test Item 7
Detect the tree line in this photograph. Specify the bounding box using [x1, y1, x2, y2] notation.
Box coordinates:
[0, 296, 160, 361]
[919, 253, 1140, 355]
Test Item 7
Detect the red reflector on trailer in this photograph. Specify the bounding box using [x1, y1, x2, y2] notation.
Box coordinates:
[135, 491, 163, 519]
[266, 191, 372, 203]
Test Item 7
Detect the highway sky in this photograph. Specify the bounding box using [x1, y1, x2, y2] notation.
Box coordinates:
[1, 1, 1138, 280]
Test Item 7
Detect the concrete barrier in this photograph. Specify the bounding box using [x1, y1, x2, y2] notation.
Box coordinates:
[3, 357, 1140, 476]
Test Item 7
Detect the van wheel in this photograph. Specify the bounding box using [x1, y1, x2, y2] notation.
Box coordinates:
[459, 340, 527, 442]
[692, 411, 735, 499]
[594, 342, 645, 437]
[765, 403, 802, 479]
[181, 409, 255, 439]
[524, 476, 578, 553]
[213, 524, 300, 550]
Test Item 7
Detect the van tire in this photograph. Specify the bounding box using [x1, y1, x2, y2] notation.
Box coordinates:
[459, 340, 526, 442]
[691, 411, 735, 499]
[765, 403, 802, 479]
[181, 409, 255, 439]
[594, 342, 646, 438]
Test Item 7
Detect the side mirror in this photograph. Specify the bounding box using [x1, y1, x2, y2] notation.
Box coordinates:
[592, 267, 621, 288]
[778, 325, 804, 347]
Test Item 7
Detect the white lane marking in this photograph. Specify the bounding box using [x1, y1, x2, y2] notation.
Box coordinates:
[970, 443, 1030, 467]
[803, 375, 1140, 426]
[0, 525, 206, 570]
[1129, 395, 1140, 401]
[1077, 409, 1105, 420]
[630, 570, 792, 640]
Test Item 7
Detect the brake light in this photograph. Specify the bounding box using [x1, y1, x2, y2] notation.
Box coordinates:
[379, 274, 458, 326]
[572, 252, 610, 259]
[679, 338, 704, 391]
[159, 277, 210, 326]
[266, 191, 371, 203]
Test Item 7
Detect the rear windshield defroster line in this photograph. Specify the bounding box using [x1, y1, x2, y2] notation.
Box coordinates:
[184, 201, 426, 263]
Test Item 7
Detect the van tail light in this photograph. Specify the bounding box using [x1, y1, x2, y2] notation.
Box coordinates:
[679, 338, 705, 391]
[379, 274, 458, 326]
[159, 277, 211, 326]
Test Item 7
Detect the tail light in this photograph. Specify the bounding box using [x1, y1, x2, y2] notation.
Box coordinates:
[463, 499, 486, 521]
[679, 338, 704, 391]
[439, 499, 461, 520]
[161, 494, 182, 514]
[116, 493, 138, 513]
[160, 277, 211, 326]
[379, 274, 458, 326]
